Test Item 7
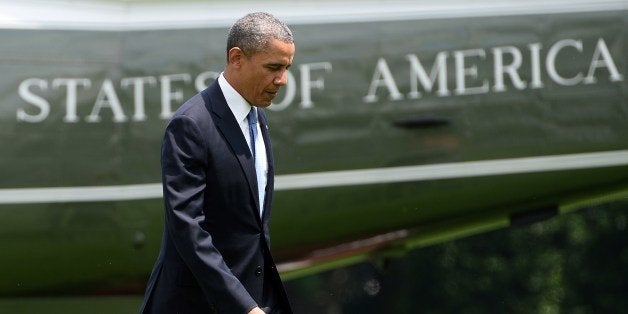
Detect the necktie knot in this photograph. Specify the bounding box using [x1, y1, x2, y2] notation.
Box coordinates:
[248, 107, 257, 127]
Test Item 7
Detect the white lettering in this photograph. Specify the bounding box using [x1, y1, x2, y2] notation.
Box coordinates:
[584, 38, 624, 84]
[13, 36, 624, 124]
[492, 46, 526, 92]
[121, 76, 157, 122]
[406, 52, 450, 99]
[454, 49, 489, 95]
[86, 79, 128, 123]
[160, 73, 191, 119]
[17, 78, 49, 123]
[195, 71, 220, 92]
[546, 39, 583, 86]
[528, 43, 544, 89]
[52, 78, 91, 123]
[299, 62, 332, 108]
[363, 58, 403, 103]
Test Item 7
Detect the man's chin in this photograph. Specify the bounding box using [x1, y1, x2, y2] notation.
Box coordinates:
[254, 99, 274, 108]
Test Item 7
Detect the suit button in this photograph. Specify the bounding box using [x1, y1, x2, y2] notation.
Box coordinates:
[255, 266, 263, 277]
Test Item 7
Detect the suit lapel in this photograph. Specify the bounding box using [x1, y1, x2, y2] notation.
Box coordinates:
[201, 83, 261, 218]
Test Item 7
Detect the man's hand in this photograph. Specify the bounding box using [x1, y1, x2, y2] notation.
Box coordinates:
[248, 306, 266, 314]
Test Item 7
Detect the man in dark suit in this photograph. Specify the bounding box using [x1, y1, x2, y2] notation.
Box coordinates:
[140, 12, 295, 314]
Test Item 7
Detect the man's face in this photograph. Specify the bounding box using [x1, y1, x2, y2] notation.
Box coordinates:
[238, 39, 295, 107]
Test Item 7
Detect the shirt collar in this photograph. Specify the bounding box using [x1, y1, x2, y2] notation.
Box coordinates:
[218, 72, 253, 124]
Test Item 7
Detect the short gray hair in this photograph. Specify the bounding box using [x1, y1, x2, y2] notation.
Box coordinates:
[227, 12, 293, 57]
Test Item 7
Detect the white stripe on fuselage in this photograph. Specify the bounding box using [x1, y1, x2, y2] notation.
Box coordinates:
[0, 0, 625, 31]
[1, 150, 628, 204]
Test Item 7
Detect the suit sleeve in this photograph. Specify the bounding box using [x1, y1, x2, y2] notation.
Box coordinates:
[161, 115, 257, 313]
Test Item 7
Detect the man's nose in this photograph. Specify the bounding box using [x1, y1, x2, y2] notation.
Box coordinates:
[274, 70, 288, 86]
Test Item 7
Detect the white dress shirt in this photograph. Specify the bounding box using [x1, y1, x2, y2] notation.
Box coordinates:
[218, 73, 268, 218]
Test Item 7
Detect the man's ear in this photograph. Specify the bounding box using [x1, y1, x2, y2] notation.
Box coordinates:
[228, 47, 245, 67]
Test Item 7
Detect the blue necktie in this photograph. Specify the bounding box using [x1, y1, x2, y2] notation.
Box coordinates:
[248, 107, 265, 217]
[247, 108, 257, 161]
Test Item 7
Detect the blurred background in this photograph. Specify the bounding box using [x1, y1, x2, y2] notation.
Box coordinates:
[1, 201, 626, 313]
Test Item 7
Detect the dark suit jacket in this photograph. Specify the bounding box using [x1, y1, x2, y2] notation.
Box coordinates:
[140, 81, 291, 313]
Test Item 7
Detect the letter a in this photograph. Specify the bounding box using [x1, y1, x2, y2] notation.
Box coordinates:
[363, 58, 403, 103]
